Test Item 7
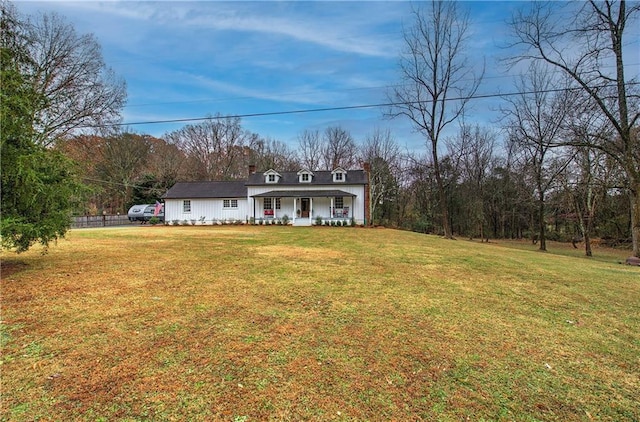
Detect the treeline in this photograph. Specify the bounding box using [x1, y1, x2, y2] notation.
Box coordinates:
[58, 117, 633, 252]
[2, 1, 637, 256]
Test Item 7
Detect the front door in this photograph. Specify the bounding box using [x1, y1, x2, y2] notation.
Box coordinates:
[301, 198, 310, 218]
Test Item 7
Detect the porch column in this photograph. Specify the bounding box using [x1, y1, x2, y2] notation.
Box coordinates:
[309, 197, 313, 223]
[330, 197, 334, 219]
[273, 197, 276, 219]
[293, 197, 297, 223]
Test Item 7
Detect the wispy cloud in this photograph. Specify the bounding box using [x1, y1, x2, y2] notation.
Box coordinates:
[58, 1, 402, 58]
[182, 71, 341, 106]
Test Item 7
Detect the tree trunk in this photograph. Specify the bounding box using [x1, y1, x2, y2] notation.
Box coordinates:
[576, 207, 593, 258]
[433, 150, 453, 239]
[631, 185, 640, 257]
[584, 231, 592, 257]
[538, 192, 546, 251]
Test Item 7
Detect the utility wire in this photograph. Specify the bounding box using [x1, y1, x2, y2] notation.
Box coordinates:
[90, 82, 640, 129]
[81, 176, 150, 190]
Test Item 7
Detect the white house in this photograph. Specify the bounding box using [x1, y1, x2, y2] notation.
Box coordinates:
[162, 165, 371, 225]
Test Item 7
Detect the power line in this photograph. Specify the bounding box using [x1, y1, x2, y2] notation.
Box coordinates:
[97, 82, 640, 130]
[82, 176, 149, 190]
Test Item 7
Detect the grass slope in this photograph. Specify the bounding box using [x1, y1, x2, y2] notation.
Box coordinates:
[1, 226, 639, 421]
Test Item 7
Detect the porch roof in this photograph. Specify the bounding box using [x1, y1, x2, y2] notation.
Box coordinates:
[251, 190, 355, 198]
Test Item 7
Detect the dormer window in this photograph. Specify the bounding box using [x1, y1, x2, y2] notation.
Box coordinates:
[297, 169, 314, 183]
[332, 167, 347, 182]
[264, 169, 281, 184]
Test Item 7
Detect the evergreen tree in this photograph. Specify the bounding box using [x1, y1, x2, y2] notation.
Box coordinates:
[1, 3, 85, 252]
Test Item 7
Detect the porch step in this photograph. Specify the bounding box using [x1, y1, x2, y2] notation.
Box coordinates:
[293, 220, 312, 227]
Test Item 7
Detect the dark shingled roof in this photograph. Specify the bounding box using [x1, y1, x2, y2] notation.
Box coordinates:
[246, 170, 367, 186]
[251, 190, 356, 198]
[162, 181, 247, 199]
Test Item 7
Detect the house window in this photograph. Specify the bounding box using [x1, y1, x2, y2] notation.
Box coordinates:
[183, 200, 191, 213]
[223, 199, 238, 209]
[335, 197, 344, 209]
[335, 172, 343, 181]
[275, 198, 281, 210]
[264, 198, 272, 210]
[301, 173, 309, 182]
[268, 174, 276, 182]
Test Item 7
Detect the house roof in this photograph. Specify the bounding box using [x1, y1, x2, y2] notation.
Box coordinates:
[247, 169, 367, 185]
[251, 190, 356, 198]
[162, 181, 247, 199]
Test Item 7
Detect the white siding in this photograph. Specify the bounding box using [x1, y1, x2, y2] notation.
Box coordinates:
[164, 184, 367, 225]
[246, 185, 366, 224]
[165, 198, 248, 223]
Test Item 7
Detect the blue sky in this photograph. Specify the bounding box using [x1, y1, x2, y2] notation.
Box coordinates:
[14, 1, 639, 152]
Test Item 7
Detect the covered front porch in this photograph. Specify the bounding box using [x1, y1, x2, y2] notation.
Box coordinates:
[250, 190, 356, 225]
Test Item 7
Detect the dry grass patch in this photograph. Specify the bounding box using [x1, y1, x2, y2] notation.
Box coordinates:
[1, 226, 639, 421]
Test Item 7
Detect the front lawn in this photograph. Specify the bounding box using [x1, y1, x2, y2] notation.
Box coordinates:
[1, 226, 638, 421]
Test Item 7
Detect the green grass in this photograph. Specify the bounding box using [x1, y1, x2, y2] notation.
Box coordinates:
[1, 226, 638, 421]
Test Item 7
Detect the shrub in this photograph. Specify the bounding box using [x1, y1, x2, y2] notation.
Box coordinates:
[350, 217, 356, 227]
[172, 219, 180, 226]
[315, 216, 323, 226]
[149, 217, 160, 225]
[282, 214, 290, 225]
[259, 219, 264, 225]
[411, 218, 432, 234]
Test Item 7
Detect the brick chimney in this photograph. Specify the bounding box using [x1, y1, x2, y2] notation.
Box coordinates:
[248, 164, 256, 176]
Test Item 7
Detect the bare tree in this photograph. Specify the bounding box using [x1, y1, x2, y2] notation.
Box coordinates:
[165, 114, 252, 180]
[502, 64, 575, 251]
[361, 128, 401, 225]
[389, 1, 483, 238]
[251, 137, 299, 171]
[564, 147, 609, 257]
[94, 131, 151, 212]
[297, 129, 322, 171]
[24, 11, 126, 146]
[447, 123, 496, 241]
[561, 100, 624, 256]
[507, 0, 640, 256]
[321, 126, 357, 170]
[144, 136, 188, 194]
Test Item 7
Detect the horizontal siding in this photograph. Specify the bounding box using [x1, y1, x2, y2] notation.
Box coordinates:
[164, 184, 367, 224]
[247, 185, 366, 224]
[165, 198, 248, 223]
